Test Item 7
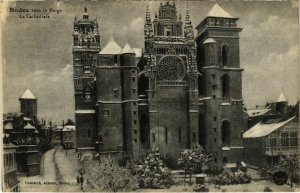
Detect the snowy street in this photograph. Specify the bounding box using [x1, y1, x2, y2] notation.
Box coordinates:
[19, 147, 81, 192]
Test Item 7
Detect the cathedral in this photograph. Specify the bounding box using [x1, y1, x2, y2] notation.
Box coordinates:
[72, 2, 245, 167]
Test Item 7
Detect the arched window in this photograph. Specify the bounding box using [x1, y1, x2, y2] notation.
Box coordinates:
[221, 74, 230, 99]
[290, 133, 298, 146]
[221, 120, 230, 146]
[281, 133, 289, 146]
[138, 74, 149, 97]
[221, 45, 229, 67]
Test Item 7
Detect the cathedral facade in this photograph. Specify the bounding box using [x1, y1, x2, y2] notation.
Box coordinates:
[73, 3, 245, 167]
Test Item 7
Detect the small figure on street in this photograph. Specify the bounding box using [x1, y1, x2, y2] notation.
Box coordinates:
[66, 150, 68, 156]
[76, 176, 80, 184]
[80, 175, 84, 190]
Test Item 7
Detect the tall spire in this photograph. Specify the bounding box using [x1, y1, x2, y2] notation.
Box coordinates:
[144, 5, 153, 39]
[184, 7, 194, 41]
[83, 7, 89, 19]
[145, 5, 151, 24]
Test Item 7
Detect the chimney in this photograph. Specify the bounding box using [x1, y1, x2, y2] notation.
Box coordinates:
[62, 120, 65, 127]
[49, 121, 52, 127]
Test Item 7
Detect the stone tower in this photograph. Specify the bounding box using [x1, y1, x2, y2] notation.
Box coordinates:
[195, 3, 244, 165]
[73, 8, 101, 148]
[19, 89, 37, 121]
[139, 2, 199, 166]
[96, 39, 140, 159]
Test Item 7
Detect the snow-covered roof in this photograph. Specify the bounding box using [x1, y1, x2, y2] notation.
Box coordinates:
[4, 122, 13, 130]
[99, 38, 122, 55]
[24, 117, 32, 121]
[247, 109, 272, 117]
[75, 110, 96, 114]
[277, 91, 287, 102]
[203, 38, 217, 44]
[62, 125, 76, 131]
[243, 116, 296, 138]
[20, 89, 36, 100]
[133, 48, 142, 58]
[121, 43, 135, 54]
[207, 3, 233, 18]
[24, 123, 35, 130]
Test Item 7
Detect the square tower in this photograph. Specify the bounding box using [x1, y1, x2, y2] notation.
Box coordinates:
[195, 4, 244, 166]
[72, 8, 101, 148]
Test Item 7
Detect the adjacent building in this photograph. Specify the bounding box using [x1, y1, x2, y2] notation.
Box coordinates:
[2, 143, 19, 192]
[243, 92, 299, 168]
[73, 3, 246, 167]
[62, 120, 76, 149]
[3, 89, 41, 176]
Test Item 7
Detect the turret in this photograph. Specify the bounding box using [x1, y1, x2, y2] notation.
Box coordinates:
[184, 7, 194, 42]
[19, 89, 37, 121]
[202, 38, 218, 67]
[276, 91, 288, 115]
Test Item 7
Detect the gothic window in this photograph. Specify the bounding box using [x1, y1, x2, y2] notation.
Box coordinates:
[221, 74, 230, 99]
[221, 120, 230, 146]
[138, 74, 149, 96]
[221, 45, 229, 67]
[281, 133, 289, 146]
[158, 56, 184, 80]
[290, 133, 298, 146]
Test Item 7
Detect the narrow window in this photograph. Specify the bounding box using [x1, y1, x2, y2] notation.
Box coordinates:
[221, 74, 230, 99]
[88, 129, 91, 139]
[114, 55, 118, 64]
[152, 132, 156, 142]
[221, 45, 229, 67]
[213, 117, 217, 121]
[133, 111, 137, 115]
[223, 157, 228, 163]
[178, 127, 181, 143]
[221, 121, 230, 146]
[214, 138, 217, 142]
[193, 131, 196, 142]
[134, 129, 137, 135]
[165, 127, 168, 144]
[132, 89, 136, 94]
[133, 120, 137, 125]
[213, 128, 216, 132]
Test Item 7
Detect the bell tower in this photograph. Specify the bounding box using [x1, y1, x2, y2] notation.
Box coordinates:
[73, 8, 101, 148]
[195, 3, 244, 166]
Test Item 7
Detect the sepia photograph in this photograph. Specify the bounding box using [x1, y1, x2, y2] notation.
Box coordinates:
[1, 0, 299, 192]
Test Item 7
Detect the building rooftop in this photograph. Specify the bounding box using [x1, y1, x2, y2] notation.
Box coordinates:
[243, 116, 296, 138]
[20, 89, 36, 100]
[247, 109, 272, 117]
[207, 3, 233, 18]
[24, 123, 35, 130]
[121, 43, 135, 54]
[99, 38, 122, 55]
[62, 125, 76, 131]
[277, 91, 287, 102]
[203, 38, 217, 44]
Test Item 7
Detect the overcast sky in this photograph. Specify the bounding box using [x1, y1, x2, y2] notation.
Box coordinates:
[2, 0, 299, 124]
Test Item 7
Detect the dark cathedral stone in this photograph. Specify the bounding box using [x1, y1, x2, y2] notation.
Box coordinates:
[73, 3, 245, 167]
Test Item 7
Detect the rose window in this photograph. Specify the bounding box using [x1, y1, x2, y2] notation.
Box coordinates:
[157, 56, 185, 80]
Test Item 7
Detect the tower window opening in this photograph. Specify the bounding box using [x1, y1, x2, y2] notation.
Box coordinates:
[221, 74, 230, 99]
[221, 121, 230, 147]
[152, 132, 156, 142]
[165, 127, 168, 144]
[178, 127, 181, 143]
[221, 45, 229, 67]
[114, 55, 118, 64]
[223, 157, 228, 163]
[84, 65, 91, 73]
[193, 131, 196, 142]
[88, 129, 91, 139]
